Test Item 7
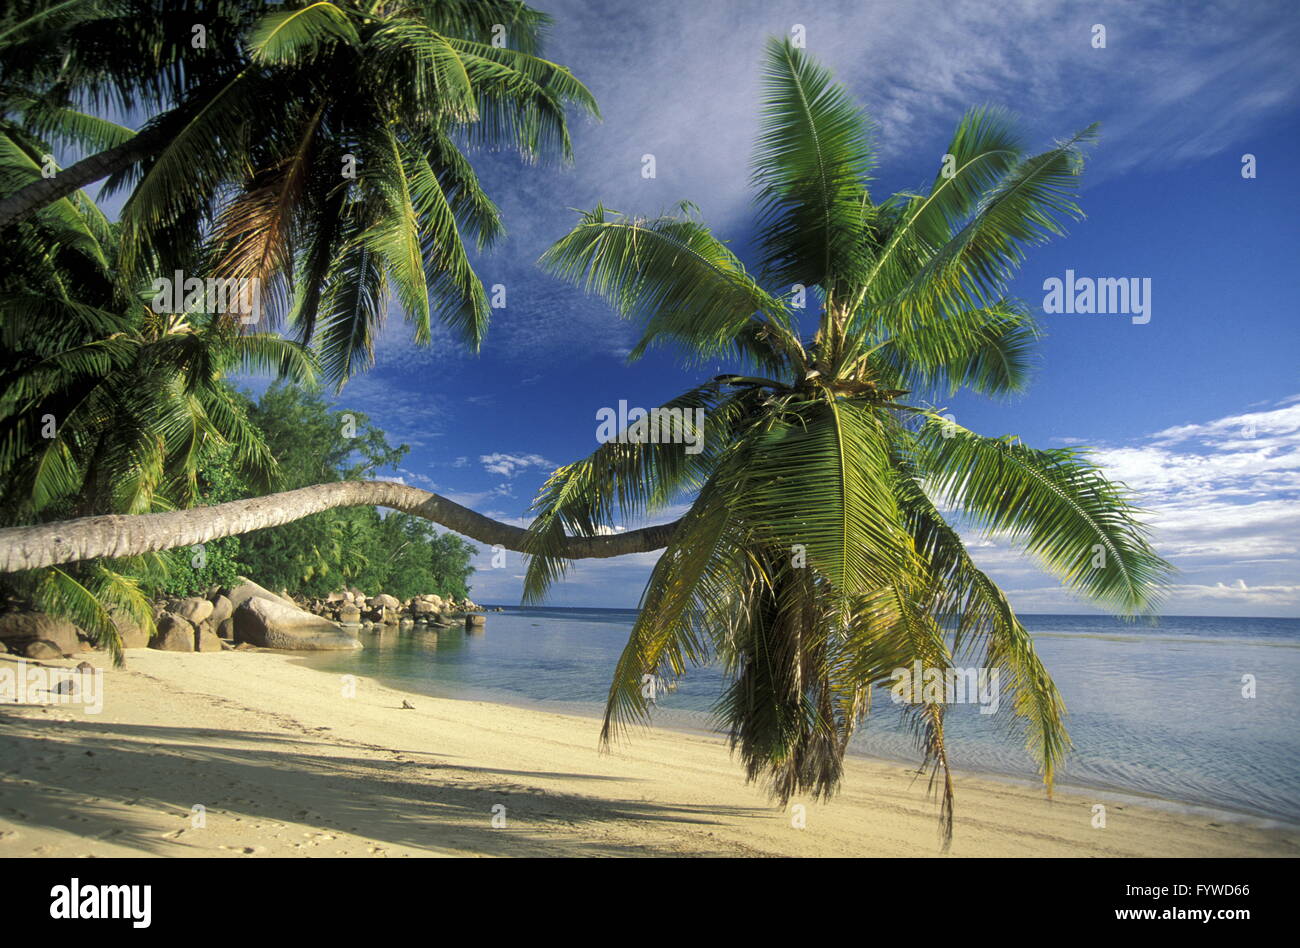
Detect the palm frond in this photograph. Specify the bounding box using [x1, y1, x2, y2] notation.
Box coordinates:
[730, 396, 917, 596]
[880, 126, 1098, 326]
[751, 36, 875, 291]
[872, 298, 1039, 397]
[911, 412, 1171, 614]
[246, 1, 358, 66]
[540, 204, 797, 368]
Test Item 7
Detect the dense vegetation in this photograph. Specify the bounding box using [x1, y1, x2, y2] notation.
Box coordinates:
[228, 382, 477, 601]
[2, 376, 478, 610]
[0, 0, 584, 652]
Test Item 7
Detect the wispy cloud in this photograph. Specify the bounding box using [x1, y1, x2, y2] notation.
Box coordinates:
[479, 452, 555, 478]
[981, 397, 1300, 615]
[445, 0, 1300, 364]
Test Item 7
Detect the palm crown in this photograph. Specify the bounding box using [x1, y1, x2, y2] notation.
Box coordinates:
[526, 38, 1171, 839]
[1, 0, 598, 385]
[0, 143, 315, 663]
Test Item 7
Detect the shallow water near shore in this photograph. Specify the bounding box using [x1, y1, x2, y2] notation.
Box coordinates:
[295, 608, 1300, 825]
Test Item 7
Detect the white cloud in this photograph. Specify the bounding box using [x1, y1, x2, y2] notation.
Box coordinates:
[974, 397, 1300, 616]
[479, 453, 555, 478]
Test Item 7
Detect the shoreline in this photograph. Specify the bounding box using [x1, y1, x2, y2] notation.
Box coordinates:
[2, 650, 1296, 858]
[288, 652, 1300, 831]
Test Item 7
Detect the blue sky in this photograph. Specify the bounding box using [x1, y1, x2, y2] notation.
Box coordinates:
[236, 0, 1300, 615]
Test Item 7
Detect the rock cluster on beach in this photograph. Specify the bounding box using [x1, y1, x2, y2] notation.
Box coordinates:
[299, 588, 485, 631]
[0, 612, 87, 659]
[0, 579, 490, 658]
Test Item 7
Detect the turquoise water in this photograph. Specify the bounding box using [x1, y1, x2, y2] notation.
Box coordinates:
[297, 609, 1300, 824]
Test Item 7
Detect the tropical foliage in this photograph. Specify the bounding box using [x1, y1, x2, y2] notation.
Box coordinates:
[527, 38, 1171, 840]
[233, 382, 477, 600]
[0, 132, 314, 661]
[1, 0, 598, 384]
[0, 0, 575, 654]
[0, 162, 474, 645]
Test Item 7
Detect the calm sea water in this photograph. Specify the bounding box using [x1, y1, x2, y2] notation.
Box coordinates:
[297, 608, 1300, 824]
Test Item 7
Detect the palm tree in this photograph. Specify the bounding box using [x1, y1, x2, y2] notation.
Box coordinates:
[0, 0, 261, 222]
[0, 35, 1172, 842]
[0, 126, 315, 517]
[1, 0, 598, 383]
[520, 38, 1172, 839]
[0, 126, 316, 661]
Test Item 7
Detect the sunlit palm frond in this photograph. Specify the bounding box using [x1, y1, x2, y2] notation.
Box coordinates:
[911, 412, 1170, 614]
[246, 1, 358, 66]
[540, 204, 796, 368]
[751, 36, 875, 292]
[871, 298, 1039, 397]
[892, 448, 1069, 793]
[880, 126, 1098, 326]
[730, 396, 917, 596]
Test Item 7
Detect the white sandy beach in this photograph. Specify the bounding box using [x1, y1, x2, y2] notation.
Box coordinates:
[0, 650, 1294, 858]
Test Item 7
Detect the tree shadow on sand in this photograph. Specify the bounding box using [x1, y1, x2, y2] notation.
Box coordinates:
[0, 708, 773, 857]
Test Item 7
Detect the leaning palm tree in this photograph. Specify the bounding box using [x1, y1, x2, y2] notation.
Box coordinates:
[0, 35, 1172, 844]
[1, 0, 598, 384]
[523, 38, 1171, 839]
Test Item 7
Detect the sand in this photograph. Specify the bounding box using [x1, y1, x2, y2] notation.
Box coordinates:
[1, 650, 1295, 858]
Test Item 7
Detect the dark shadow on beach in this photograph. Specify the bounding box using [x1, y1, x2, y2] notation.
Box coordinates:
[0, 707, 770, 857]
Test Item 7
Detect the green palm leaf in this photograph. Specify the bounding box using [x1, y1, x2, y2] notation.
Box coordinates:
[730, 397, 916, 596]
[751, 37, 874, 291]
[881, 126, 1098, 325]
[540, 204, 798, 368]
[892, 452, 1069, 793]
[872, 298, 1039, 397]
[912, 412, 1169, 614]
[246, 1, 359, 66]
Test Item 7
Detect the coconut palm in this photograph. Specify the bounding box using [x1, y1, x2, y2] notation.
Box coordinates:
[521, 38, 1172, 839]
[0, 122, 316, 661]
[1, 0, 598, 383]
[1, 123, 315, 517]
[0, 35, 1172, 842]
[0, 0, 260, 210]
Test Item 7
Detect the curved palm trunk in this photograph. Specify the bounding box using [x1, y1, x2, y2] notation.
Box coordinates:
[0, 480, 680, 573]
[0, 127, 166, 229]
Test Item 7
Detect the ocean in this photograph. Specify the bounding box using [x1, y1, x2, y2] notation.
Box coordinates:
[297, 608, 1300, 825]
